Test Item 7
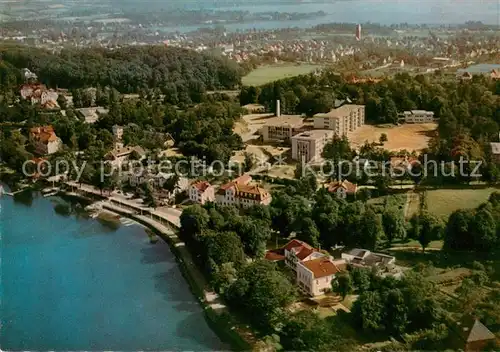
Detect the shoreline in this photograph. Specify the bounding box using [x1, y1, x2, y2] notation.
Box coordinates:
[57, 189, 252, 351]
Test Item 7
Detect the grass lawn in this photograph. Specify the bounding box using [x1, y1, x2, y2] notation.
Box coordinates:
[242, 64, 322, 86]
[408, 187, 499, 219]
[389, 239, 444, 250]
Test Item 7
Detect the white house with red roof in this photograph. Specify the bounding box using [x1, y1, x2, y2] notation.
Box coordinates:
[29, 126, 62, 155]
[215, 174, 271, 208]
[269, 239, 347, 296]
[297, 257, 347, 296]
[189, 181, 215, 204]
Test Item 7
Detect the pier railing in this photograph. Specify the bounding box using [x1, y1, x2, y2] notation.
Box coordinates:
[64, 181, 181, 229]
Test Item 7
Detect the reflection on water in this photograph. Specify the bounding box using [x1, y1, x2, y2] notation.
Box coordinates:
[13, 189, 34, 207]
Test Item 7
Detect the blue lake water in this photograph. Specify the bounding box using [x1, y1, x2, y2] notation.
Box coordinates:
[457, 63, 500, 74]
[0, 192, 224, 351]
[158, 0, 500, 33]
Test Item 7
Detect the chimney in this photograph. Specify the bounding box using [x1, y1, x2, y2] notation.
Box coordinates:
[276, 100, 281, 117]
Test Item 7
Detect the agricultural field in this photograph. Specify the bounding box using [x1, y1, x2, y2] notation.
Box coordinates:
[348, 123, 438, 152]
[407, 187, 499, 220]
[242, 64, 323, 86]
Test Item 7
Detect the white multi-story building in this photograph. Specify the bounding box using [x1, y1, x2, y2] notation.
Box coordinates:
[291, 130, 334, 162]
[29, 126, 62, 155]
[401, 110, 435, 123]
[261, 115, 307, 142]
[313, 104, 365, 135]
[189, 181, 215, 204]
[215, 174, 272, 207]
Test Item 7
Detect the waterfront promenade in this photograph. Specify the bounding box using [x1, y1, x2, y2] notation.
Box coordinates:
[63, 181, 227, 312]
[64, 181, 181, 228]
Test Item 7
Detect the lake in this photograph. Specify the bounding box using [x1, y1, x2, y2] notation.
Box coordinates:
[0, 191, 224, 350]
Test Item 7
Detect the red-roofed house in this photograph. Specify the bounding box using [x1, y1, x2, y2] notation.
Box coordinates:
[283, 239, 324, 270]
[20, 84, 59, 107]
[266, 239, 347, 296]
[29, 126, 62, 155]
[297, 257, 346, 296]
[189, 181, 215, 204]
[216, 174, 271, 207]
[327, 180, 358, 199]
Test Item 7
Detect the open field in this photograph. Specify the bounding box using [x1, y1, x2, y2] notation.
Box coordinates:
[242, 64, 323, 86]
[407, 187, 499, 219]
[348, 123, 438, 152]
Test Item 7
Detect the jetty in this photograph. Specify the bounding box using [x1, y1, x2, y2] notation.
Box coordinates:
[0, 186, 30, 197]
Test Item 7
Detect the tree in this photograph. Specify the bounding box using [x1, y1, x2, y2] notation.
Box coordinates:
[379, 133, 388, 145]
[352, 291, 384, 332]
[224, 260, 296, 330]
[382, 209, 407, 244]
[443, 209, 474, 251]
[350, 267, 371, 293]
[211, 262, 237, 294]
[355, 208, 383, 249]
[243, 152, 254, 172]
[179, 205, 209, 241]
[295, 217, 320, 248]
[410, 212, 444, 252]
[383, 288, 408, 336]
[332, 272, 353, 299]
[206, 231, 245, 267]
[471, 205, 497, 251]
[280, 311, 336, 351]
[57, 94, 68, 110]
[237, 218, 272, 258]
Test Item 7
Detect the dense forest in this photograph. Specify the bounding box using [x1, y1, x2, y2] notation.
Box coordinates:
[0, 44, 243, 92]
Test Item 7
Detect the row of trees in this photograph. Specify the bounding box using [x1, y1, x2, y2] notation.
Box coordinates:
[444, 192, 500, 252]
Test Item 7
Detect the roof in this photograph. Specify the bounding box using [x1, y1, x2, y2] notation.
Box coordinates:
[302, 258, 341, 278]
[262, 114, 305, 128]
[191, 180, 212, 192]
[458, 318, 496, 343]
[284, 239, 316, 260]
[314, 105, 364, 119]
[491, 142, 500, 155]
[264, 248, 285, 261]
[327, 180, 357, 194]
[234, 183, 270, 201]
[292, 129, 334, 141]
[107, 145, 145, 159]
[30, 126, 59, 144]
[218, 174, 252, 192]
[345, 248, 369, 258]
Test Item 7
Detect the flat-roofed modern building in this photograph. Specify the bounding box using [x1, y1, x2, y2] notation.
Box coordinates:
[401, 110, 435, 123]
[291, 129, 334, 163]
[261, 115, 308, 142]
[313, 104, 365, 135]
